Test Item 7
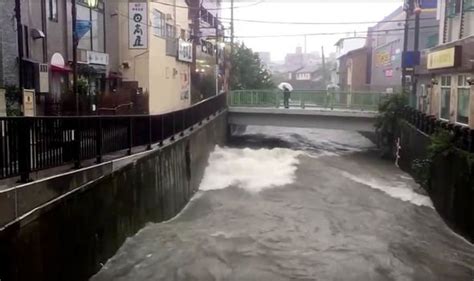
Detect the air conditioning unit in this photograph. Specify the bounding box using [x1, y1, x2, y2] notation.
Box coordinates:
[39, 63, 49, 93]
[166, 13, 173, 21]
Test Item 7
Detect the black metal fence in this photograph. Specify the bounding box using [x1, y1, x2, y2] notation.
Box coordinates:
[0, 94, 227, 182]
[401, 106, 474, 153]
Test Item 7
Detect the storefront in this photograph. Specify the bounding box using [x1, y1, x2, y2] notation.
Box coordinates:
[415, 36, 474, 127]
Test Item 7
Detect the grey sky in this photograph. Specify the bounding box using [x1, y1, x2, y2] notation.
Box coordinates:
[221, 0, 404, 61]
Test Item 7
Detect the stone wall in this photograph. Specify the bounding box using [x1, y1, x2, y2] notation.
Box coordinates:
[0, 0, 19, 87]
[0, 112, 227, 281]
[398, 121, 474, 242]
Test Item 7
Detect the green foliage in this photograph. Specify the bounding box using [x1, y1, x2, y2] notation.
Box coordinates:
[375, 92, 407, 157]
[230, 43, 274, 90]
[3, 85, 22, 116]
[427, 129, 454, 158]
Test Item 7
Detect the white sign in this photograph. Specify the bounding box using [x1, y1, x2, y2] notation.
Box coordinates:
[178, 39, 193, 63]
[87, 51, 109, 65]
[22, 89, 35, 117]
[129, 2, 148, 49]
[0, 89, 6, 117]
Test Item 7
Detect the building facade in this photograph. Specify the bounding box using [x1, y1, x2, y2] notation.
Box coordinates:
[416, 0, 474, 127]
[368, 4, 439, 93]
[337, 47, 371, 92]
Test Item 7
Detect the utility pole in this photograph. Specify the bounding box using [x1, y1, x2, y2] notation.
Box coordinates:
[72, 0, 79, 116]
[230, 0, 234, 91]
[412, 4, 421, 108]
[14, 0, 24, 91]
[401, 3, 410, 93]
[304, 35, 307, 54]
[215, 14, 219, 95]
[321, 46, 327, 89]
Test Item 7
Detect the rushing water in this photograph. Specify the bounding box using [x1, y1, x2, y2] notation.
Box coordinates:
[92, 126, 474, 281]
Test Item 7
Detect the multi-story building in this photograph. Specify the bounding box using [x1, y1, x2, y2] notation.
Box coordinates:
[330, 37, 366, 89]
[118, 0, 193, 114]
[416, 0, 474, 127]
[0, 0, 134, 115]
[337, 46, 371, 92]
[368, 3, 439, 94]
[187, 0, 225, 104]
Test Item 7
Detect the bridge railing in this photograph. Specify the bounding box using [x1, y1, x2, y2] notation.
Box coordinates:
[229, 90, 385, 111]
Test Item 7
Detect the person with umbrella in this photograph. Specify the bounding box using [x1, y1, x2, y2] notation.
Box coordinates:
[278, 82, 293, 109]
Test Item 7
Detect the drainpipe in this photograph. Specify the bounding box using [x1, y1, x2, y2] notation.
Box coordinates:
[14, 0, 24, 90]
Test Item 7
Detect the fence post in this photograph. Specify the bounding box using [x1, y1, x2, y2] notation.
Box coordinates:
[147, 115, 152, 150]
[18, 118, 31, 183]
[159, 115, 164, 146]
[73, 118, 81, 169]
[171, 112, 176, 141]
[95, 118, 103, 163]
[127, 117, 133, 155]
[180, 110, 185, 137]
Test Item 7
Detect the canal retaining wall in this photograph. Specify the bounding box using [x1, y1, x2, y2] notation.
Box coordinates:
[0, 111, 227, 281]
[398, 121, 474, 242]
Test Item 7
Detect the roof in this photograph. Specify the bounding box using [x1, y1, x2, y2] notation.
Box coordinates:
[296, 64, 320, 74]
[334, 37, 367, 46]
[339, 46, 368, 59]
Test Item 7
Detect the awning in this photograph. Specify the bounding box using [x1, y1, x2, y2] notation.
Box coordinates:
[50, 64, 72, 72]
[50, 53, 71, 72]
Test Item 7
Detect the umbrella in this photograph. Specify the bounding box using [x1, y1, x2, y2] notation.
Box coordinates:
[278, 82, 293, 91]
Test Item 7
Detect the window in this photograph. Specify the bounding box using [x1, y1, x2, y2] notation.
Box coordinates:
[49, 0, 58, 21]
[153, 9, 165, 37]
[77, 1, 105, 52]
[440, 76, 452, 120]
[166, 24, 175, 38]
[180, 29, 186, 40]
[457, 75, 470, 124]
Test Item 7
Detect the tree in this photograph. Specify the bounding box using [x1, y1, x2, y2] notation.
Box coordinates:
[230, 43, 274, 90]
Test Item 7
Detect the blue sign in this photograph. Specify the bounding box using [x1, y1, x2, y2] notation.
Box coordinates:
[402, 51, 421, 68]
[420, 0, 437, 9]
[76, 20, 92, 40]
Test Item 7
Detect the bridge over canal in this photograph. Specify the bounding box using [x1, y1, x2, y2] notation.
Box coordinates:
[228, 90, 383, 132]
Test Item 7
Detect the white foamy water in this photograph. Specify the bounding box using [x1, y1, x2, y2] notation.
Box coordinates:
[242, 126, 374, 157]
[199, 146, 301, 192]
[342, 172, 433, 208]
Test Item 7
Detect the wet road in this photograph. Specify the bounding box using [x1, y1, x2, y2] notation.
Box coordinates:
[92, 127, 474, 281]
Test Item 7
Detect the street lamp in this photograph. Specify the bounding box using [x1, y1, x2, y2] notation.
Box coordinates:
[72, 0, 99, 116]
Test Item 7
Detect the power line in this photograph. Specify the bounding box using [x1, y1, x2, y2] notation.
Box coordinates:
[151, 0, 264, 11]
[219, 17, 437, 25]
[232, 25, 439, 38]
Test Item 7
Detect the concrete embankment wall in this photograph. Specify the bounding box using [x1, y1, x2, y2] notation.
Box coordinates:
[0, 112, 227, 281]
[397, 121, 474, 242]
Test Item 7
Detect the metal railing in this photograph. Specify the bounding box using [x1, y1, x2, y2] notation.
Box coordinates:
[0, 93, 227, 182]
[229, 90, 385, 111]
[401, 106, 474, 153]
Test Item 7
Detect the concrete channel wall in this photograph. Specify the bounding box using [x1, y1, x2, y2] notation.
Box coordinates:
[397, 121, 474, 243]
[0, 111, 227, 281]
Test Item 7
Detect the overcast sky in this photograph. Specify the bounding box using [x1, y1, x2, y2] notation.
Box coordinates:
[221, 0, 404, 62]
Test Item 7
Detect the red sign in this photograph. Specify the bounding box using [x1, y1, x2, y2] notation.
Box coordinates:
[384, 69, 393, 77]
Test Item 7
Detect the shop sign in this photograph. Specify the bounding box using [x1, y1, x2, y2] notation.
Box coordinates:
[376, 51, 391, 67]
[87, 51, 109, 65]
[427, 47, 459, 69]
[178, 39, 193, 63]
[129, 2, 148, 49]
[23, 89, 35, 117]
[384, 68, 394, 77]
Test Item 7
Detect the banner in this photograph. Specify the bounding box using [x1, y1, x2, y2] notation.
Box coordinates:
[129, 2, 148, 49]
[76, 20, 92, 40]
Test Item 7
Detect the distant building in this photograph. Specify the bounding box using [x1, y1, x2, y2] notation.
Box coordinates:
[293, 64, 324, 90]
[368, 5, 439, 93]
[284, 47, 320, 68]
[331, 37, 367, 88]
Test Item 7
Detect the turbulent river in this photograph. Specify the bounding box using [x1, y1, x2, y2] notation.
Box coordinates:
[92, 126, 474, 281]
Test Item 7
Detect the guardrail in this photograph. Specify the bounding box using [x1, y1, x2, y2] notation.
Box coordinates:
[401, 106, 474, 153]
[229, 90, 385, 111]
[0, 94, 227, 182]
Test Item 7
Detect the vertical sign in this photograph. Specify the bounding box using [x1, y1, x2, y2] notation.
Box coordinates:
[23, 89, 35, 116]
[0, 89, 6, 117]
[129, 2, 148, 49]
